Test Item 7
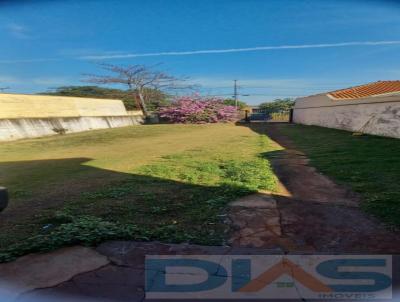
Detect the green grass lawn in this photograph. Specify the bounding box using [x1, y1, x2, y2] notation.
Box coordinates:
[0, 124, 280, 261]
[277, 124, 400, 229]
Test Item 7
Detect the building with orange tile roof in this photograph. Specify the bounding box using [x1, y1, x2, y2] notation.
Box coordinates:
[293, 81, 400, 138]
[327, 81, 400, 100]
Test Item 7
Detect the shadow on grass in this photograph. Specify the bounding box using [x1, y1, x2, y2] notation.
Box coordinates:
[0, 157, 254, 261]
[238, 122, 400, 227]
[233, 122, 400, 254]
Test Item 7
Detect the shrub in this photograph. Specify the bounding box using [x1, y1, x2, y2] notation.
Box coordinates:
[0, 216, 140, 262]
[159, 96, 238, 123]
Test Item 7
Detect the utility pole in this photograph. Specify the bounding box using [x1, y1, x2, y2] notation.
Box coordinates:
[233, 80, 238, 109]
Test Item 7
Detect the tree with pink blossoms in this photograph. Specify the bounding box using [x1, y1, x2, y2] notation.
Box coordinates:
[159, 96, 238, 124]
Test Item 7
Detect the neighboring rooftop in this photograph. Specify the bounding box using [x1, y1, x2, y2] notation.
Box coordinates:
[327, 81, 400, 100]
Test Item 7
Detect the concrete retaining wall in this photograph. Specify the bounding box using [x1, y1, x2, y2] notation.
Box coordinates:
[0, 116, 143, 141]
[0, 93, 129, 118]
[0, 93, 144, 141]
[293, 94, 400, 138]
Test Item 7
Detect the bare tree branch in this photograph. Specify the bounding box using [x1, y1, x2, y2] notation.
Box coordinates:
[82, 63, 193, 116]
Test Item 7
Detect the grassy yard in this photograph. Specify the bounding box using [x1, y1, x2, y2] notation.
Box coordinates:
[277, 124, 400, 228]
[0, 124, 280, 261]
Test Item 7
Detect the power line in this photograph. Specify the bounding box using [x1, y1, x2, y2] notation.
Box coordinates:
[196, 81, 368, 92]
[194, 81, 366, 89]
[206, 79, 346, 99]
[199, 86, 352, 91]
[210, 93, 302, 97]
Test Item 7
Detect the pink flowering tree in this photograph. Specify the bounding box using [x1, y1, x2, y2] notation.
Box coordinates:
[159, 96, 238, 123]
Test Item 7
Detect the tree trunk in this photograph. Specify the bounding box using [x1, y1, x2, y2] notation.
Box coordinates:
[138, 91, 148, 117]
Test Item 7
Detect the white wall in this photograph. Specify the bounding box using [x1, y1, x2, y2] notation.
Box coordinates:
[0, 116, 144, 141]
[0, 93, 129, 118]
[0, 93, 144, 141]
[293, 94, 400, 138]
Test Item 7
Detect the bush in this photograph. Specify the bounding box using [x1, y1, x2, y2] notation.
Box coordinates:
[159, 96, 238, 124]
[0, 216, 141, 262]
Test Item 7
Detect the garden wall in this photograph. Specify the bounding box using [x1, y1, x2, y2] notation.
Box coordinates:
[293, 94, 400, 138]
[0, 93, 143, 141]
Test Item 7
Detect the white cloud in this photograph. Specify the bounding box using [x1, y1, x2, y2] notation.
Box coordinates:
[0, 75, 75, 90]
[32, 77, 73, 86]
[58, 48, 129, 57]
[79, 41, 400, 60]
[6, 23, 32, 39]
[2, 40, 399, 64]
[382, 69, 400, 77]
[0, 58, 59, 64]
[0, 75, 19, 84]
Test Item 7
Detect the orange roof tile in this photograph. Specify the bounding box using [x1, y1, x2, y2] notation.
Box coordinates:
[327, 81, 400, 100]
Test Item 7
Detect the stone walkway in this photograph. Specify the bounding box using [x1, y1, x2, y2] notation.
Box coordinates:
[227, 192, 314, 252]
[0, 247, 109, 301]
[7, 243, 287, 302]
[259, 124, 400, 253]
[2, 123, 400, 301]
[5, 242, 400, 302]
[226, 124, 400, 253]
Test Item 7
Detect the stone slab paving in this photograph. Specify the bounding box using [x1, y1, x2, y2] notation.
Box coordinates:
[227, 193, 316, 252]
[5, 241, 400, 302]
[16, 242, 301, 302]
[259, 124, 400, 253]
[0, 246, 109, 301]
[226, 189, 400, 254]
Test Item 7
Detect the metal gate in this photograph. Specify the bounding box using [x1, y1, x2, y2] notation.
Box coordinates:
[249, 112, 269, 121]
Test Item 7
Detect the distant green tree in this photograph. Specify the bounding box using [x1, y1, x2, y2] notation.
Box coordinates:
[258, 98, 295, 113]
[140, 87, 171, 111]
[223, 98, 248, 109]
[41, 86, 169, 111]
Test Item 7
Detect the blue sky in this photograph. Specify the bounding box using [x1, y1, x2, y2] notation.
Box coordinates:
[1, 0, 400, 104]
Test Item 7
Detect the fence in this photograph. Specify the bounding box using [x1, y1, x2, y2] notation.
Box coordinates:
[269, 111, 290, 122]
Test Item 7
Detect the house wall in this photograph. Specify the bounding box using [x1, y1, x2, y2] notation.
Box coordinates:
[0, 93, 144, 141]
[293, 94, 400, 138]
